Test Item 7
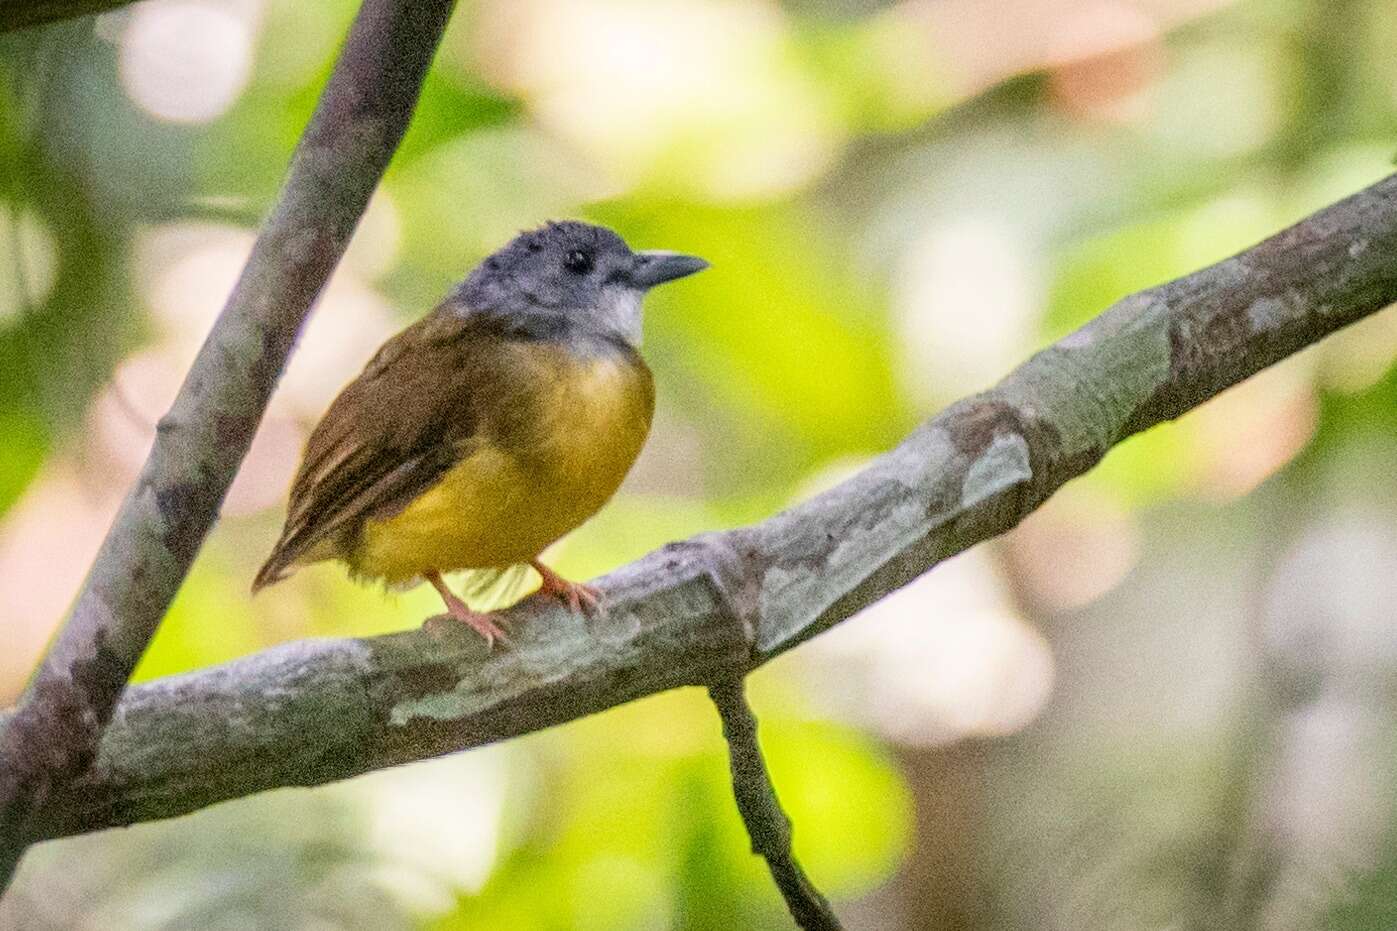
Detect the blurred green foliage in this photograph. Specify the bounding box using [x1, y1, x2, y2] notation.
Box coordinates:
[2, 0, 1397, 927]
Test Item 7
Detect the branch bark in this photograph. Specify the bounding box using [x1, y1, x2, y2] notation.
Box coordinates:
[0, 0, 457, 892]
[4, 172, 1392, 846]
[710, 678, 843, 930]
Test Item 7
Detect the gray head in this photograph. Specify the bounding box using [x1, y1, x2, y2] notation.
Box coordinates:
[455, 221, 708, 346]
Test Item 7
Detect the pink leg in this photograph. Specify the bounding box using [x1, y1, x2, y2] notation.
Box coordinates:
[530, 559, 603, 616]
[426, 571, 510, 649]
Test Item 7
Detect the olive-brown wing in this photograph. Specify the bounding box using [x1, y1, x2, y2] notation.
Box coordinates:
[253, 309, 489, 591]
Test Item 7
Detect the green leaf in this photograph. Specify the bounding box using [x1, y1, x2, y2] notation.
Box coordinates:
[0, 409, 46, 519]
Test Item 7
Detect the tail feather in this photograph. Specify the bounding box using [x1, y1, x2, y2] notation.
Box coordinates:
[251, 555, 288, 594]
[252, 537, 299, 594]
[254, 529, 341, 593]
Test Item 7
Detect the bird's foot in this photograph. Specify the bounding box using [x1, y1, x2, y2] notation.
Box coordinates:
[531, 560, 604, 617]
[442, 599, 511, 649]
[426, 571, 511, 649]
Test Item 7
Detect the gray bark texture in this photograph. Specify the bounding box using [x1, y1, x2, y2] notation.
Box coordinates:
[0, 0, 458, 891]
[13, 170, 1397, 845]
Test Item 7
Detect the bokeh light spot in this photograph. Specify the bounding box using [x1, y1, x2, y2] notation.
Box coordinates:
[474, 0, 841, 200]
[119, 1, 257, 124]
[0, 205, 59, 323]
[894, 215, 1044, 402]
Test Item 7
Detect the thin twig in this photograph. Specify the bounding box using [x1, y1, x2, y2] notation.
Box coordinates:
[709, 678, 843, 931]
[0, 0, 458, 896]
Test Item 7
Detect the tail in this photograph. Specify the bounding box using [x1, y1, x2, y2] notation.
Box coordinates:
[251, 547, 292, 594]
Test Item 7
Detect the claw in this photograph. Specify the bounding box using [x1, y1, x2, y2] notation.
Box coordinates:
[531, 560, 605, 617]
[445, 600, 512, 648]
[426, 571, 511, 649]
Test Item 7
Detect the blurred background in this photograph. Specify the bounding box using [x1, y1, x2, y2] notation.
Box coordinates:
[1, 0, 1396, 927]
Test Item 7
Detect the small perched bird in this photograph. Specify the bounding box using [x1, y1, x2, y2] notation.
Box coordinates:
[253, 221, 708, 645]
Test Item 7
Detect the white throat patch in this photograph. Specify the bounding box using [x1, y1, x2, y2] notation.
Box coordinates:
[598, 286, 646, 347]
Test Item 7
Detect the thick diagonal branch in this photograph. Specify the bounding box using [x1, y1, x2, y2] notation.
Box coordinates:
[0, 0, 457, 893]
[13, 173, 1397, 848]
[710, 678, 843, 930]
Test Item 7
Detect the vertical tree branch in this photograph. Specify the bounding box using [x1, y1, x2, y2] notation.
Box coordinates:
[709, 678, 844, 931]
[0, 0, 457, 894]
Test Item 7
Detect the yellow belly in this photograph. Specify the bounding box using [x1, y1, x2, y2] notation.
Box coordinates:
[350, 350, 653, 584]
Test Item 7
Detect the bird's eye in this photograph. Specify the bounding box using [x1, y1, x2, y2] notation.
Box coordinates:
[563, 249, 593, 274]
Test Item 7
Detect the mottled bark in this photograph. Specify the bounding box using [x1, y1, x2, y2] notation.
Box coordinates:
[12, 172, 1397, 846]
[0, 0, 457, 893]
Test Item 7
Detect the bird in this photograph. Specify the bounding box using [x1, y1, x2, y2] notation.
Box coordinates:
[253, 221, 708, 646]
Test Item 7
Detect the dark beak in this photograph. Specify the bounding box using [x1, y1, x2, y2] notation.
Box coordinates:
[629, 250, 709, 288]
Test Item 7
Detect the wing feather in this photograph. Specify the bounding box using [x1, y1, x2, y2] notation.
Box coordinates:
[253, 308, 487, 590]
